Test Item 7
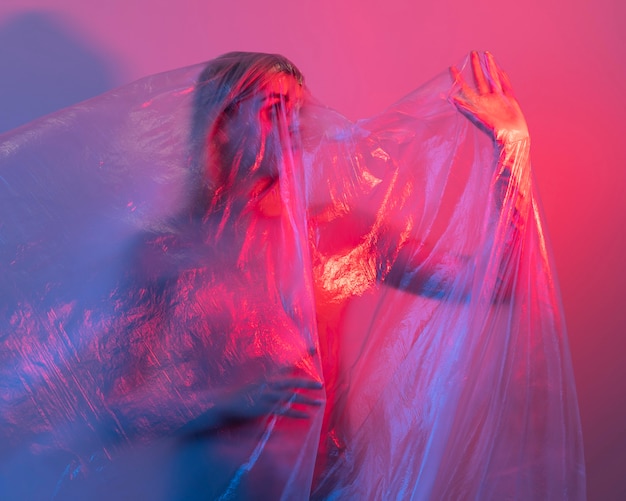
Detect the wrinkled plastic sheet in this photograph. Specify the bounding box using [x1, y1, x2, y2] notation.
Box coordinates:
[0, 52, 585, 499]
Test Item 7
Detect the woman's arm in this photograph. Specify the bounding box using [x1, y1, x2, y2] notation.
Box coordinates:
[450, 51, 529, 147]
[384, 52, 530, 301]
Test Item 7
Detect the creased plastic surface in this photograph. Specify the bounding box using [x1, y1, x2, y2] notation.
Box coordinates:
[0, 52, 585, 499]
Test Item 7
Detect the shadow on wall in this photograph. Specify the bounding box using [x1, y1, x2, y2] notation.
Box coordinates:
[0, 11, 122, 134]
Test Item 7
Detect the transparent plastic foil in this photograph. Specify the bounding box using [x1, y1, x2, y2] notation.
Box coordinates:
[0, 52, 584, 499]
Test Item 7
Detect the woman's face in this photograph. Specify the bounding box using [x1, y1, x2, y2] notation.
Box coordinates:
[258, 73, 302, 136]
[215, 73, 303, 198]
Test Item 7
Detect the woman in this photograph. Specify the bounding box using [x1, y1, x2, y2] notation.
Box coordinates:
[0, 52, 323, 500]
[102, 53, 325, 499]
[0, 51, 584, 499]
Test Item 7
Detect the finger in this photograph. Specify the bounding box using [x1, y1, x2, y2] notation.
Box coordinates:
[471, 51, 489, 95]
[263, 387, 324, 407]
[497, 67, 514, 96]
[260, 390, 288, 404]
[451, 95, 477, 117]
[272, 377, 324, 390]
[451, 96, 491, 134]
[449, 65, 462, 85]
[449, 66, 475, 100]
[485, 51, 503, 94]
[288, 393, 324, 406]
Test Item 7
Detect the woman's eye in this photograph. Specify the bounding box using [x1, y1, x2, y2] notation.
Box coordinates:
[263, 102, 283, 120]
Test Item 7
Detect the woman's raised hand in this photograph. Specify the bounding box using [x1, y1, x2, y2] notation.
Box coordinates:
[450, 51, 529, 145]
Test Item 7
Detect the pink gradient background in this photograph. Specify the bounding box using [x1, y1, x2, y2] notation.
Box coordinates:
[1, 1, 624, 498]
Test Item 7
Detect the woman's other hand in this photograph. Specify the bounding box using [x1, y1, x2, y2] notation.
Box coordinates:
[180, 374, 324, 436]
[220, 376, 324, 422]
[450, 51, 529, 146]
